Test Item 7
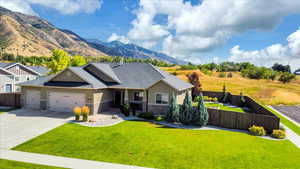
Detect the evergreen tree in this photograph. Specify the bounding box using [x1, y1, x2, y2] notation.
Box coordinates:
[197, 94, 209, 126]
[166, 95, 179, 122]
[179, 91, 193, 124]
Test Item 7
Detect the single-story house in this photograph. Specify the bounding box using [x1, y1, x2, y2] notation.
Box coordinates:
[18, 62, 193, 115]
[0, 62, 49, 93]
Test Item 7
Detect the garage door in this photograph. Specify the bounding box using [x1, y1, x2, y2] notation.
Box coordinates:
[25, 90, 40, 109]
[49, 92, 85, 113]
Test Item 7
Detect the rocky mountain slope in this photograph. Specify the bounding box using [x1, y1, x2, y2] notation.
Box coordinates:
[0, 7, 107, 57]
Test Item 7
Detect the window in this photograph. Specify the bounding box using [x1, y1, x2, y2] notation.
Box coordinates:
[5, 84, 12, 93]
[15, 77, 20, 81]
[155, 93, 169, 104]
[27, 77, 30, 81]
[134, 92, 143, 101]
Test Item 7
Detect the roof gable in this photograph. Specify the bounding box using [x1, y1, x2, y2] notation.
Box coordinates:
[84, 63, 121, 83]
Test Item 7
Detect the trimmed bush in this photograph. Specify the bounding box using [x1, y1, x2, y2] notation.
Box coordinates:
[82, 106, 90, 122]
[271, 130, 286, 139]
[73, 106, 81, 121]
[155, 115, 164, 122]
[218, 72, 226, 78]
[249, 125, 266, 136]
[227, 72, 233, 78]
[138, 112, 154, 120]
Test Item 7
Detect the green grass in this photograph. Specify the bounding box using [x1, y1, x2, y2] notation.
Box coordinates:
[14, 121, 300, 169]
[0, 159, 65, 169]
[193, 102, 247, 113]
[0, 108, 17, 114]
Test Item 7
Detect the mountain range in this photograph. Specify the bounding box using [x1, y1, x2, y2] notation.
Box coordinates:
[0, 7, 184, 64]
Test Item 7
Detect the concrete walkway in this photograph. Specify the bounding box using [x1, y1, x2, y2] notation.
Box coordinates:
[0, 149, 151, 169]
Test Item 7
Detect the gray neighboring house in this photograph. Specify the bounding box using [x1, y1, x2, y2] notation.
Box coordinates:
[18, 62, 193, 115]
[0, 62, 49, 93]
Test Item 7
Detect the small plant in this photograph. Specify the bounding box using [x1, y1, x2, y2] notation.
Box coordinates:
[82, 106, 90, 122]
[138, 112, 154, 120]
[203, 96, 210, 101]
[155, 115, 164, 122]
[73, 106, 81, 121]
[121, 104, 130, 117]
[212, 97, 218, 102]
[249, 125, 266, 136]
[271, 129, 286, 139]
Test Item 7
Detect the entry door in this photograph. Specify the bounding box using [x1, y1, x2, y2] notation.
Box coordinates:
[114, 91, 121, 106]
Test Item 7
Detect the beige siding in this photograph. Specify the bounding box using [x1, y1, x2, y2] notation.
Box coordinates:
[85, 65, 115, 82]
[51, 69, 85, 82]
[93, 89, 113, 113]
[148, 81, 176, 105]
[176, 89, 191, 104]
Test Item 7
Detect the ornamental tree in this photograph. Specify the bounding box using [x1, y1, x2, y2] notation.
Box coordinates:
[197, 94, 209, 126]
[187, 72, 202, 100]
[47, 49, 71, 74]
[179, 91, 193, 124]
[166, 95, 180, 122]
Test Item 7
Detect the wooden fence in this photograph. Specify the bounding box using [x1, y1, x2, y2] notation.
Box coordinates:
[202, 91, 280, 132]
[0, 93, 21, 108]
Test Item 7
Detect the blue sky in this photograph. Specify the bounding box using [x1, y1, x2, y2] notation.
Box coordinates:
[0, 0, 300, 69]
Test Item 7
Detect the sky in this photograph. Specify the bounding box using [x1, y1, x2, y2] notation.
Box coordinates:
[0, 0, 300, 70]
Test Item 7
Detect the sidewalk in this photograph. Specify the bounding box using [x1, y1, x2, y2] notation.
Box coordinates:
[0, 149, 152, 169]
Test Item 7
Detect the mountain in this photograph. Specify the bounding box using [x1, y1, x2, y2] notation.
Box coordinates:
[0, 7, 184, 64]
[87, 39, 186, 64]
[0, 7, 107, 57]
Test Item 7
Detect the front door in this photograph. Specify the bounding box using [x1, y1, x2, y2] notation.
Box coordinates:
[114, 91, 121, 107]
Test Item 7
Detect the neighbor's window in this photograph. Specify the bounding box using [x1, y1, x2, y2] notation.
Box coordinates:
[155, 93, 168, 104]
[15, 77, 20, 81]
[134, 92, 143, 101]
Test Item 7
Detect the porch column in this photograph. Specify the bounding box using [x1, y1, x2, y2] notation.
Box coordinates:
[143, 90, 147, 112]
[124, 89, 129, 104]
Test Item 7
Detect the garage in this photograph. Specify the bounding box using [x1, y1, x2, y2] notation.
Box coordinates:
[49, 92, 85, 113]
[25, 90, 40, 109]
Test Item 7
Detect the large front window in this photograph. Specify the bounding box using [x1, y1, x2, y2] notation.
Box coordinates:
[155, 93, 168, 104]
[134, 92, 143, 101]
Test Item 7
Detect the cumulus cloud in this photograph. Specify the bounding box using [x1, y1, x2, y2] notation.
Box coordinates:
[125, 0, 300, 60]
[0, 0, 102, 15]
[107, 33, 130, 44]
[229, 28, 300, 70]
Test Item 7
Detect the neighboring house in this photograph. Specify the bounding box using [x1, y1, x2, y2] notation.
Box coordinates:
[18, 62, 193, 114]
[295, 70, 300, 75]
[0, 62, 49, 93]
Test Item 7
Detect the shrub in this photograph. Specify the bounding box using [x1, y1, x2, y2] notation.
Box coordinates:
[138, 112, 154, 120]
[212, 97, 218, 102]
[82, 106, 90, 122]
[249, 125, 266, 136]
[121, 104, 130, 117]
[218, 72, 226, 78]
[202, 69, 212, 76]
[271, 129, 286, 139]
[155, 115, 164, 122]
[278, 72, 296, 83]
[203, 96, 210, 101]
[227, 72, 233, 78]
[73, 106, 81, 121]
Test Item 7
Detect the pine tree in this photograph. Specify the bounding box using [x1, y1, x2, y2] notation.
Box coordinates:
[179, 91, 193, 124]
[197, 94, 209, 126]
[166, 95, 179, 122]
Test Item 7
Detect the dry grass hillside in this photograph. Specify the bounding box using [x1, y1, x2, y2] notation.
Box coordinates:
[161, 67, 300, 105]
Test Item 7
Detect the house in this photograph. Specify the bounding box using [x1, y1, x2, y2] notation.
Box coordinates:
[18, 62, 193, 115]
[0, 62, 49, 93]
[295, 70, 300, 75]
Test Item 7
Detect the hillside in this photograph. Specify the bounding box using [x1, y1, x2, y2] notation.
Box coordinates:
[161, 67, 300, 105]
[88, 39, 186, 64]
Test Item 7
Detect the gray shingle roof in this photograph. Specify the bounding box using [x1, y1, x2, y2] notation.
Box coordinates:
[27, 66, 49, 75]
[18, 62, 192, 91]
[89, 63, 121, 83]
[0, 62, 15, 68]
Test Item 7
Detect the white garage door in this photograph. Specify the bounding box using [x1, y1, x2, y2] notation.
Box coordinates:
[26, 90, 40, 109]
[49, 92, 85, 113]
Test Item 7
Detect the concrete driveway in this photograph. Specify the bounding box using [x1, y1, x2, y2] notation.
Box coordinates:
[0, 109, 73, 149]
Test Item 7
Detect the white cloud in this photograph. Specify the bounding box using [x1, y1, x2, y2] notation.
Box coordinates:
[0, 0, 102, 15]
[125, 0, 300, 61]
[229, 28, 300, 70]
[107, 33, 130, 44]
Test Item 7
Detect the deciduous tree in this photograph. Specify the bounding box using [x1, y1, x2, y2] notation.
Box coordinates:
[48, 49, 71, 74]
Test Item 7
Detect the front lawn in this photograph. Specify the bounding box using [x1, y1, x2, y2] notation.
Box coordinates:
[0, 159, 64, 169]
[14, 121, 300, 169]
